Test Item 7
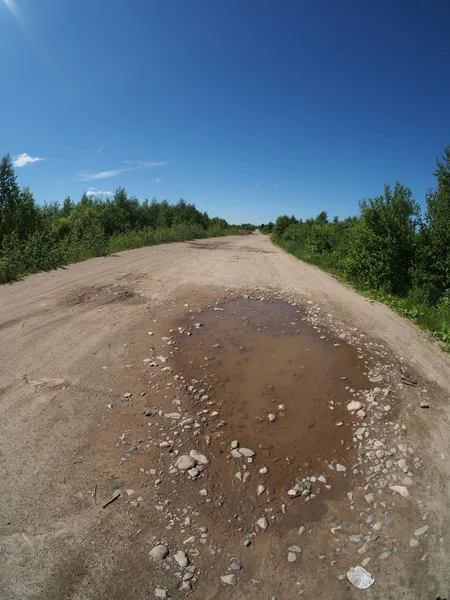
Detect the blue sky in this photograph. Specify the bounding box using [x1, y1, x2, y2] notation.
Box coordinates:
[1, 0, 449, 224]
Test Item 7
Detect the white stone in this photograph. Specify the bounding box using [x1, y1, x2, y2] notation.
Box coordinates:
[347, 401, 362, 412]
[414, 525, 429, 537]
[155, 588, 167, 599]
[257, 485, 266, 496]
[239, 447, 255, 457]
[268, 413, 276, 422]
[390, 485, 409, 497]
[221, 574, 236, 585]
[257, 517, 268, 531]
[174, 550, 189, 568]
[231, 440, 239, 449]
[287, 552, 297, 562]
[164, 412, 181, 420]
[336, 463, 346, 472]
[231, 449, 243, 458]
[199, 488, 208, 496]
[175, 455, 196, 471]
[189, 450, 209, 465]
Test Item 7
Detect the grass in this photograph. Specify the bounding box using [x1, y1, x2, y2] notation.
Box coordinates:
[0, 224, 240, 284]
[272, 234, 450, 351]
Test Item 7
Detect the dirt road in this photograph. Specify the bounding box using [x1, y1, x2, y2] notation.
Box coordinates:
[1, 233, 449, 599]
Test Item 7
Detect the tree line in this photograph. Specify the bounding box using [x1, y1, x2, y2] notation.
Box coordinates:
[0, 154, 241, 283]
[261, 146, 450, 347]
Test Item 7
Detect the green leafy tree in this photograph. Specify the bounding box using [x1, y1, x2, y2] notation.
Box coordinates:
[0, 154, 20, 246]
[412, 146, 450, 304]
[342, 183, 420, 295]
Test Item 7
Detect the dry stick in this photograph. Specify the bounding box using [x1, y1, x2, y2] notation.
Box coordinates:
[102, 491, 121, 509]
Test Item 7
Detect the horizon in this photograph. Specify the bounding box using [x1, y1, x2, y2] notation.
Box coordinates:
[2, 0, 450, 224]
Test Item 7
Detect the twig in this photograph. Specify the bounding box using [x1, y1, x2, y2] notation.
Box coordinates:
[102, 491, 121, 509]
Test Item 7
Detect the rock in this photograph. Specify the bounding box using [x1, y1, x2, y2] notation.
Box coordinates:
[230, 560, 242, 571]
[288, 545, 302, 553]
[165, 412, 181, 420]
[257, 517, 268, 531]
[349, 535, 362, 543]
[199, 488, 208, 496]
[410, 537, 419, 547]
[180, 417, 194, 427]
[231, 440, 239, 449]
[259, 466, 269, 474]
[244, 539, 251, 547]
[175, 455, 196, 471]
[365, 493, 374, 503]
[184, 536, 196, 544]
[287, 552, 297, 562]
[188, 467, 199, 478]
[189, 450, 209, 465]
[125, 489, 135, 496]
[268, 414, 276, 422]
[174, 550, 189, 568]
[257, 485, 266, 496]
[390, 485, 409, 497]
[287, 488, 300, 497]
[420, 401, 430, 408]
[145, 409, 157, 416]
[336, 464, 346, 472]
[239, 448, 255, 457]
[278, 404, 286, 411]
[370, 375, 383, 383]
[221, 574, 236, 585]
[357, 409, 366, 418]
[155, 588, 167, 599]
[346, 566, 375, 589]
[414, 525, 429, 537]
[231, 449, 243, 458]
[298, 526, 306, 535]
[149, 545, 169, 561]
[347, 401, 362, 412]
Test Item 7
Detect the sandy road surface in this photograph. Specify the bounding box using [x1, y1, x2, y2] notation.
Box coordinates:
[1, 233, 449, 600]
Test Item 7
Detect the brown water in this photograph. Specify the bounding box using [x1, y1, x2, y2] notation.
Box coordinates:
[173, 298, 371, 525]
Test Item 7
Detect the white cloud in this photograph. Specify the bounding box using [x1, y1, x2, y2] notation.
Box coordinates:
[273, 185, 280, 190]
[96, 145, 104, 153]
[76, 160, 169, 181]
[13, 153, 45, 167]
[86, 187, 114, 198]
[78, 169, 122, 181]
[156, 178, 161, 182]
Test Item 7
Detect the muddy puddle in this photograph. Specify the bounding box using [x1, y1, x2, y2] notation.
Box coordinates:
[173, 298, 373, 527]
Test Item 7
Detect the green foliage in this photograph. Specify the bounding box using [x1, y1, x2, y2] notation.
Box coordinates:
[260, 222, 274, 233]
[273, 214, 297, 236]
[0, 154, 238, 284]
[271, 147, 450, 349]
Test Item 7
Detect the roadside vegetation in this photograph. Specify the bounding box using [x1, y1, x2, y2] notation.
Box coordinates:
[261, 146, 450, 349]
[0, 154, 242, 284]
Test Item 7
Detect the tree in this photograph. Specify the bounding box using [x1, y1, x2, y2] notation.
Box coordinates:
[343, 182, 420, 295]
[0, 154, 20, 246]
[412, 146, 450, 304]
